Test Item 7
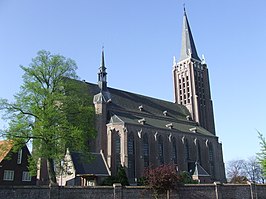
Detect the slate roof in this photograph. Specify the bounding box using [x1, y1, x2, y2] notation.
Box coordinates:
[0, 140, 13, 163]
[193, 162, 210, 177]
[84, 81, 215, 137]
[109, 111, 213, 136]
[179, 10, 201, 62]
[70, 152, 110, 176]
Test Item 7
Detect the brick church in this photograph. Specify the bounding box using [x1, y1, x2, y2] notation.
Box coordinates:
[47, 9, 226, 186]
[85, 8, 227, 184]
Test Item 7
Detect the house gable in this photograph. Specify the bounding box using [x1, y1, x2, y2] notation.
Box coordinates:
[0, 140, 36, 185]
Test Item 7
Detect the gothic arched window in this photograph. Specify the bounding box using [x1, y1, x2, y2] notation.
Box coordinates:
[127, 133, 135, 178]
[143, 134, 149, 168]
[208, 143, 215, 177]
[171, 138, 177, 164]
[115, 133, 121, 170]
[184, 139, 190, 161]
[158, 136, 164, 165]
[197, 141, 202, 164]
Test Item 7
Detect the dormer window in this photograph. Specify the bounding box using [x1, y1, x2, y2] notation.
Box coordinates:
[166, 123, 173, 129]
[163, 110, 168, 116]
[138, 118, 146, 125]
[189, 127, 197, 133]
[138, 105, 143, 111]
[186, 115, 192, 121]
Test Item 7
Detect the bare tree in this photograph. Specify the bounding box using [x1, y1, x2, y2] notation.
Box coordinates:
[226, 159, 246, 183]
[227, 157, 264, 184]
[243, 156, 265, 183]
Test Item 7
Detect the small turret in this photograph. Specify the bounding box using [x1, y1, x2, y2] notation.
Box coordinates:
[94, 47, 111, 104]
[98, 47, 107, 91]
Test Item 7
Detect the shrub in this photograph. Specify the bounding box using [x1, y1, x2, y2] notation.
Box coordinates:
[101, 165, 129, 186]
[144, 164, 180, 194]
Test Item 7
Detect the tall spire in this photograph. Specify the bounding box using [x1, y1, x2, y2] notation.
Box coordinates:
[179, 9, 200, 62]
[100, 46, 106, 72]
[98, 47, 107, 91]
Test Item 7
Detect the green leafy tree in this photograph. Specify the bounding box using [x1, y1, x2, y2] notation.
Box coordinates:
[179, 171, 197, 184]
[0, 50, 96, 185]
[116, 165, 129, 186]
[257, 132, 266, 178]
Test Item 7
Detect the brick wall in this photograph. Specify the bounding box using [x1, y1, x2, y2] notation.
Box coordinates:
[0, 186, 50, 199]
[0, 183, 266, 199]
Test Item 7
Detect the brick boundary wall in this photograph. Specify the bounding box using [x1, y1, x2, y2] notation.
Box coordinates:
[0, 183, 266, 199]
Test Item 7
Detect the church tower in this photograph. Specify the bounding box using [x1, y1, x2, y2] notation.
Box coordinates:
[173, 9, 216, 134]
[93, 48, 111, 155]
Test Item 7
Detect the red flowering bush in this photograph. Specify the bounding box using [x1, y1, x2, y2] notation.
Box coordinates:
[144, 164, 180, 194]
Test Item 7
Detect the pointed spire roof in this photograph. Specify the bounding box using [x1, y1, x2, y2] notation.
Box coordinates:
[193, 162, 210, 177]
[97, 47, 108, 91]
[99, 46, 106, 73]
[179, 8, 200, 62]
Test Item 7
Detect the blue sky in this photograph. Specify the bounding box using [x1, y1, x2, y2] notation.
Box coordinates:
[0, 1, 266, 165]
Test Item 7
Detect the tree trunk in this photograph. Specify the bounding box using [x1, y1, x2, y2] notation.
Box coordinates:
[47, 158, 57, 185]
[167, 190, 170, 199]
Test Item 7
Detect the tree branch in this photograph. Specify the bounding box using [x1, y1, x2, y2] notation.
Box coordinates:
[10, 104, 39, 120]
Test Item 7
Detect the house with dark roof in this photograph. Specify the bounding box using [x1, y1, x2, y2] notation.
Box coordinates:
[58, 150, 110, 186]
[0, 140, 36, 185]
